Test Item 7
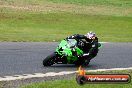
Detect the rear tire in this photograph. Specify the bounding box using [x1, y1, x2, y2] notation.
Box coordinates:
[75, 58, 90, 67]
[43, 53, 56, 66]
[82, 59, 90, 66]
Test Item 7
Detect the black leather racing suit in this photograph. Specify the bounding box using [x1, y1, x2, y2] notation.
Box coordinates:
[67, 34, 99, 59]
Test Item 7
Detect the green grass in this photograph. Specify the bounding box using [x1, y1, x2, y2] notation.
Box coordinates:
[0, 0, 49, 5]
[4, 0, 132, 7]
[21, 70, 132, 88]
[0, 12, 132, 42]
[0, 82, 4, 88]
[0, 0, 132, 42]
[47, 0, 132, 7]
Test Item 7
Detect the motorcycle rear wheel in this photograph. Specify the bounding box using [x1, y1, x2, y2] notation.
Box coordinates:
[75, 57, 90, 67]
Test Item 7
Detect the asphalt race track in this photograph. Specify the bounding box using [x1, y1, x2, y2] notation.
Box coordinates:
[0, 42, 132, 76]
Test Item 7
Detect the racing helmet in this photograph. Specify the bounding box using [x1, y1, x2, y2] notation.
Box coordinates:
[85, 31, 96, 39]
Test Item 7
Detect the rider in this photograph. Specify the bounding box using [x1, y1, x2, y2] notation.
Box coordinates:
[67, 31, 99, 64]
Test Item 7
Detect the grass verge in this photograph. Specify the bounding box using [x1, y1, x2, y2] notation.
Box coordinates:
[47, 0, 132, 7]
[21, 70, 132, 88]
[2, 0, 132, 7]
[0, 12, 132, 42]
[0, 0, 132, 42]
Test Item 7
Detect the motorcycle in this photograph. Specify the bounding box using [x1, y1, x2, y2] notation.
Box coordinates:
[43, 38, 101, 66]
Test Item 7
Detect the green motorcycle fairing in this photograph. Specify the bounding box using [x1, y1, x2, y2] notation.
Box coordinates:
[56, 39, 83, 64]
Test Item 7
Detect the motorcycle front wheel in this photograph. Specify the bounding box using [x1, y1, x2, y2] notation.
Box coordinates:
[43, 53, 56, 66]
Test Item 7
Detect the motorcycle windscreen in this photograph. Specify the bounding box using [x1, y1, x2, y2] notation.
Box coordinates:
[67, 39, 77, 48]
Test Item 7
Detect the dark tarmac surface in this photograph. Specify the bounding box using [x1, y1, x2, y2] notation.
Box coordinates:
[0, 42, 132, 76]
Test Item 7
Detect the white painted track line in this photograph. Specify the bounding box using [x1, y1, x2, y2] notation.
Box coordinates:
[0, 71, 76, 81]
[87, 67, 132, 72]
[0, 67, 132, 81]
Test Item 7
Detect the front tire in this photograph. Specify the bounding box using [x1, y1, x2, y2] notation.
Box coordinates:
[43, 53, 56, 66]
